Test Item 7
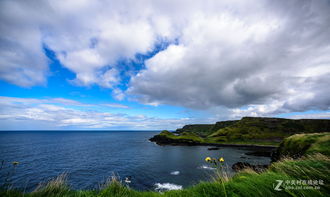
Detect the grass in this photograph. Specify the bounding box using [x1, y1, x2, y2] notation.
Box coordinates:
[157, 130, 280, 146]
[205, 138, 281, 146]
[157, 130, 206, 143]
[275, 132, 330, 159]
[176, 124, 216, 137]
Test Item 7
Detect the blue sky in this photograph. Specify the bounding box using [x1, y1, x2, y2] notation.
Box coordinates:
[0, 0, 329, 130]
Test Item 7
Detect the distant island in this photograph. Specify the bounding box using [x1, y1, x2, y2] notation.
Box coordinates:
[149, 117, 330, 146]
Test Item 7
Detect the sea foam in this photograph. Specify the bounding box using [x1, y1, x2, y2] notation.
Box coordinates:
[198, 165, 216, 170]
[154, 183, 183, 191]
[170, 171, 180, 175]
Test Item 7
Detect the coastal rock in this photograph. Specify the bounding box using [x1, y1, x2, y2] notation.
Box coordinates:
[207, 147, 220, 150]
[149, 134, 202, 146]
[245, 150, 273, 157]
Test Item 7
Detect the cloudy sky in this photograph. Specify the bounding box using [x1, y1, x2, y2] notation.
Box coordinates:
[0, 0, 329, 130]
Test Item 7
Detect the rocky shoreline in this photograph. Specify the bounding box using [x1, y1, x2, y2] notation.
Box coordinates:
[149, 134, 277, 173]
[149, 135, 278, 149]
[150, 117, 330, 174]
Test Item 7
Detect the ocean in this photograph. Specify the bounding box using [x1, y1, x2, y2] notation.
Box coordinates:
[0, 131, 270, 191]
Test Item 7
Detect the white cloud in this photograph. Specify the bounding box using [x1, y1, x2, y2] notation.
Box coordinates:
[0, 0, 329, 118]
[288, 112, 330, 120]
[0, 96, 198, 130]
[128, 0, 330, 115]
[0, 0, 163, 88]
[0, 0, 48, 87]
[229, 101, 285, 119]
[112, 88, 125, 101]
[102, 103, 129, 109]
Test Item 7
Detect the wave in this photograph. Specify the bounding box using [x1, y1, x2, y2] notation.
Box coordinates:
[170, 171, 180, 175]
[198, 165, 216, 170]
[154, 183, 183, 192]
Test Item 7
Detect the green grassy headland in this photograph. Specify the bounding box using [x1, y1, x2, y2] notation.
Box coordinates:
[150, 117, 330, 146]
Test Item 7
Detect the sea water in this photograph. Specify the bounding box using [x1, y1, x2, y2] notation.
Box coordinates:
[0, 131, 270, 191]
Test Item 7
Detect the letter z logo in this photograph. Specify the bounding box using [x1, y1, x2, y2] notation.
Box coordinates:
[274, 180, 283, 191]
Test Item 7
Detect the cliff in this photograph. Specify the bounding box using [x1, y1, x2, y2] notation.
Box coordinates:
[150, 117, 330, 146]
[271, 132, 330, 161]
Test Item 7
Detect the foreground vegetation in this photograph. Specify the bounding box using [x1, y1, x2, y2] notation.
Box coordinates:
[2, 132, 329, 197]
[2, 154, 329, 197]
[150, 117, 330, 146]
[273, 132, 330, 160]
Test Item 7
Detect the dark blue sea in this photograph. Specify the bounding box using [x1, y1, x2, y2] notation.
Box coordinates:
[0, 131, 270, 191]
